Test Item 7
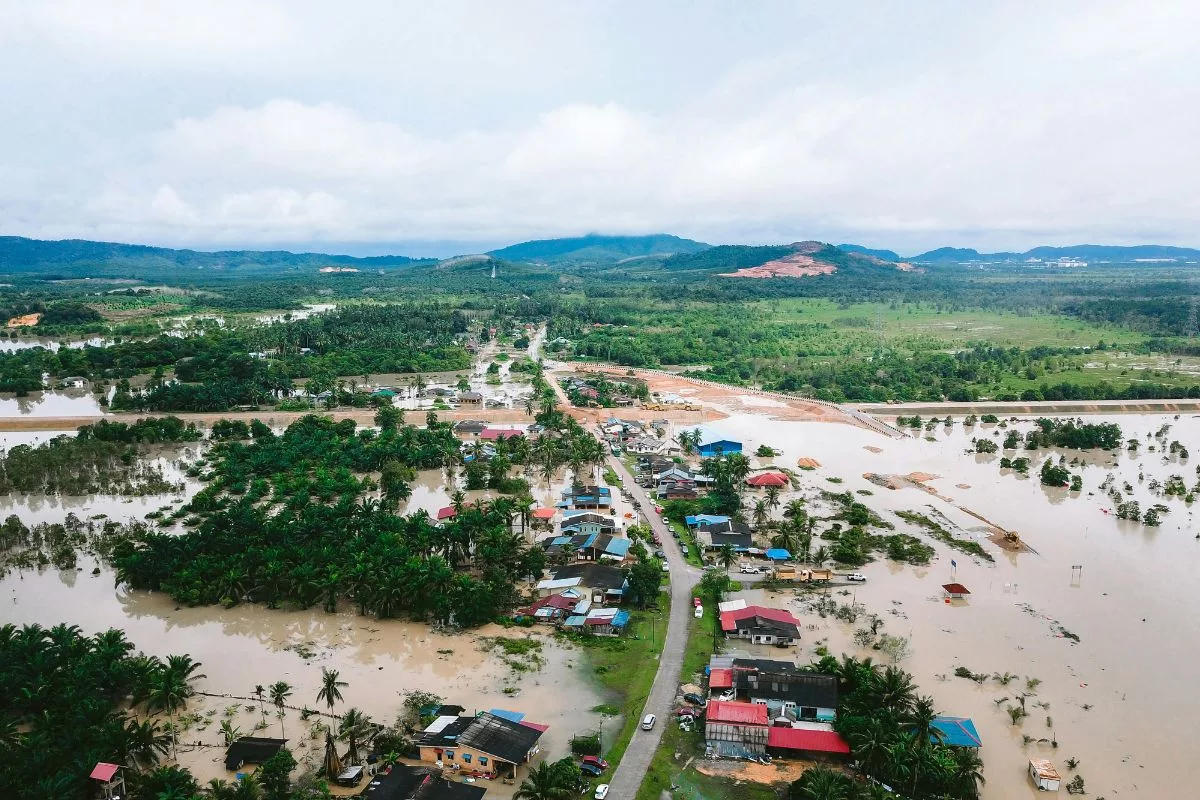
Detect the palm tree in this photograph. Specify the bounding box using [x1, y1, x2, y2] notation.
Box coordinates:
[513, 761, 574, 800]
[875, 665, 917, 715]
[770, 524, 799, 554]
[122, 717, 172, 769]
[677, 429, 700, 455]
[764, 485, 782, 511]
[951, 746, 987, 799]
[269, 681, 292, 739]
[338, 707, 372, 766]
[848, 717, 894, 778]
[792, 766, 854, 800]
[219, 720, 242, 747]
[783, 498, 807, 521]
[146, 655, 206, 758]
[205, 779, 238, 800]
[253, 684, 267, 721]
[316, 667, 347, 713]
[903, 695, 942, 796]
[717, 543, 737, 570]
[751, 499, 770, 528]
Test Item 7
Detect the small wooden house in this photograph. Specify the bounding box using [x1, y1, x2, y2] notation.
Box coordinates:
[942, 582, 971, 600]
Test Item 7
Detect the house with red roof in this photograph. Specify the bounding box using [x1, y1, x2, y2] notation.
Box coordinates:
[746, 472, 789, 488]
[766, 726, 851, 760]
[719, 605, 801, 646]
[480, 427, 525, 441]
[704, 700, 769, 756]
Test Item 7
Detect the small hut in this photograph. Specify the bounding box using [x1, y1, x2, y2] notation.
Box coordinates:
[1029, 758, 1062, 791]
[942, 582, 971, 600]
[90, 763, 125, 800]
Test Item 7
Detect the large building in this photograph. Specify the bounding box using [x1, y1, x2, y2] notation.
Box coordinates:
[417, 712, 546, 779]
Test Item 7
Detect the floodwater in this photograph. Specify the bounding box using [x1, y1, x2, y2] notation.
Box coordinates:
[0, 425, 624, 786]
[0, 389, 106, 417]
[703, 411, 1200, 799]
[0, 335, 111, 353]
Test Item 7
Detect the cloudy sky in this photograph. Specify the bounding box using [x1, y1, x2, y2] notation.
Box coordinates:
[1, 1, 1196, 256]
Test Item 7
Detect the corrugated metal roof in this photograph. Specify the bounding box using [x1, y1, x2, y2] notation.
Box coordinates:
[767, 727, 850, 753]
[709, 668, 734, 689]
[705, 701, 768, 725]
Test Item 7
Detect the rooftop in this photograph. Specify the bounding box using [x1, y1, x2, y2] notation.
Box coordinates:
[942, 582, 971, 595]
[767, 727, 850, 754]
[224, 736, 287, 771]
[931, 716, 983, 748]
[358, 764, 488, 800]
[457, 712, 546, 764]
[746, 472, 789, 487]
[705, 700, 768, 725]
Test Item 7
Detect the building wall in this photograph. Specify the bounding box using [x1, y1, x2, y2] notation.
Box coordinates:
[418, 744, 515, 776]
[704, 722, 768, 753]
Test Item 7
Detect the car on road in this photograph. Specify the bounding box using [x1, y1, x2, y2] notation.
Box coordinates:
[655, 506, 663, 514]
[846, 572, 867, 582]
[683, 693, 707, 707]
[739, 564, 763, 574]
[595, 784, 609, 800]
[641, 714, 657, 730]
[661, 562, 670, 573]
[581, 756, 609, 771]
[680, 545, 689, 555]
[655, 549, 666, 559]
[580, 763, 605, 778]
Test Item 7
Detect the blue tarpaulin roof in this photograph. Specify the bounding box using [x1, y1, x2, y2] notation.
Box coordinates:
[931, 716, 982, 748]
[605, 539, 632, 557]
[612, 610, 631, 627]
[765, 548, 791, 561]
[488, 709, 526, 723]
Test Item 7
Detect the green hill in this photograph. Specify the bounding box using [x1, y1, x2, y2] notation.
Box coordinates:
[0, 236, 423, 277]
[487, 233, 709, 264]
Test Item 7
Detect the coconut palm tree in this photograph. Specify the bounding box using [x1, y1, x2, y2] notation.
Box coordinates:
[122, 717, 172, 769]
[269, 681, 292, 739]
[903, 695, 942, 796]
[513, 761, 575, 800]
[253, 684, 267, 721]
[751, 499, 770, 528]
[848, 717, 895, 778]
[782, 498, 807, 521]
[717, 543, 737, 570]
[875, 665, 917, 715]
[764, 485, 782, 511]
[338, 707, 372, 766]
[951, 746, 987, 799]
[770, 524, 799, 554]
[791, 766, 854, 800]
[219, 720, 242, 747]
[316, 667, 347, 713]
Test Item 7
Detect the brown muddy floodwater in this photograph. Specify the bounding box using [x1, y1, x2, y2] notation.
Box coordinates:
[704, 410, 1200, 799]
[0, 430, 622, 789]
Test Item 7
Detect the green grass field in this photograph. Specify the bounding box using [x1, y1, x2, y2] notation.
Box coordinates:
[756, 298, 1147, 349]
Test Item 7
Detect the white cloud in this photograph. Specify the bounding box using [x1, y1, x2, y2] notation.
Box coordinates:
[1, 1, 1198, 253]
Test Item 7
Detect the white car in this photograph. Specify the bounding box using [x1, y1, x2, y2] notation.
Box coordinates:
[739, 564, 762, 574]
[595, 785, 609, 800]
[718, 690, 736, 702]
[661, 562, 670, 573]
[693, 605, 704, 618]
[641, 714, 657, 730]
[846, 572, 867, 582]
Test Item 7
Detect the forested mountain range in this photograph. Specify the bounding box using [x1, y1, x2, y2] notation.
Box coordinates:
[888, 243, 1200, 263]
[487, 233, 709, 264]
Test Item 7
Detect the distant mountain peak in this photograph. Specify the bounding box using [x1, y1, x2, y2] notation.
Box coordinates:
[486, 233, 709, 264]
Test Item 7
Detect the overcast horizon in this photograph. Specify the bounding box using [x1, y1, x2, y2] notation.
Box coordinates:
[2, 1, 1197, 255]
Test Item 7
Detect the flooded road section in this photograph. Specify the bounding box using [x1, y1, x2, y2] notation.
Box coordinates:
[703, 411, 1200, 799]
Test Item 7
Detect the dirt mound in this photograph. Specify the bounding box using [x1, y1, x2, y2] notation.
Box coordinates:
[719, 242, 917, 279]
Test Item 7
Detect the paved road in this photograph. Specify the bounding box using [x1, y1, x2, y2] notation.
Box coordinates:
[604, 454, 700, 800]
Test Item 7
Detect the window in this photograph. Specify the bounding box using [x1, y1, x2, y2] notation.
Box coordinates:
[445, 751, 455, 760]
[462, 754, 471, 763]
[479, 757, 488, 766]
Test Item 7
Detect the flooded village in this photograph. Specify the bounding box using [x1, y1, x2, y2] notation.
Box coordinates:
[4, 330, 1200, 800]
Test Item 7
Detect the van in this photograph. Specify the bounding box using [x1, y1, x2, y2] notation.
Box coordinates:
[641, 714, 657, 730]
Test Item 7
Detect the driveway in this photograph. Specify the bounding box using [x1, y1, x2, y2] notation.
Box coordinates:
[603, 454, 700, 800]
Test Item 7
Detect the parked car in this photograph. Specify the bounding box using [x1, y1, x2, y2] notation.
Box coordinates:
[846, 572, 867, 582]
[677, 707, 696, 718]
[683, 693, 707, 707]
[661, 562, 670, 573]
[693, 597, 702, 607]
[739, 564, 762, 574]
[693, 605, 704, 619]
[680, 545, 689, 555]
[718, 690, 736, 702]
[641, 714, 657, 730]
[595, 784, 610, 800]
[582, 756, 609, 771]
[655, 506, 663, 514]
[580, 763, 605, 778]
[655, 549, 666, 559]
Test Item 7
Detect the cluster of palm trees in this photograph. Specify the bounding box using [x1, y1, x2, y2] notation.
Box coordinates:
[0, 623, 207, 800]
[813, 655, 986, 800]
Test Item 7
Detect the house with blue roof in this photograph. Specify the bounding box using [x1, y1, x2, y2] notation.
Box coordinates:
[930, 716, 982, 748]
[685, 514, 730, 528]
[698, 439, 742, 457]
[560, 511, 617, 536]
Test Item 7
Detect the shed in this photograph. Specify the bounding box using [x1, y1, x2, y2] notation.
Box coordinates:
[746, 472, 789, 488]
[436, 506, 457, 521]
[765, 548, 791, 562]
[225, 736, 287, 771]
[942, 582, 971, 599]
[90, 763, 126, 800]
[1029, 759, 1062, 791]
[708, 668, 734, 690]
[532, 507, 557, 521]
[698, 439, 742, 457]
